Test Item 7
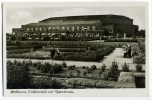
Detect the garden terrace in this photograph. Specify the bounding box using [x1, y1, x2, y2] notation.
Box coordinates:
[6, 41, 115, 61]
[7, 60, 145, 89]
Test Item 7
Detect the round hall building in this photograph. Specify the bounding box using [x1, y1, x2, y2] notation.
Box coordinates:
[12, 14, 139, 41]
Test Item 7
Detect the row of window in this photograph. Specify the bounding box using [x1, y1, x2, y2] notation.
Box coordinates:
[23, 33, 100, 37]
[26, 26, 98, 32]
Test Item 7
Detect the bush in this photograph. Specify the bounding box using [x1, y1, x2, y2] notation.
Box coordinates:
[7, 60, 31, 89]
[54, 63, 62, 73]
[136, 64, 142, 72]
[82, 66, 86, 69]
[75, 70, 80, 77]
[41, 62, 51, 73]
[122, 62, 129, 72]
[68, 65, 75, 70]
[61, 61, 67, 68]
[16, 41, 22, 46]
[30, 77, 63, 89]
[101, 64, 106, 72]
[103, 61, 119, 81]
[91, 65, 97, 70]
[87, 68, 92, 73]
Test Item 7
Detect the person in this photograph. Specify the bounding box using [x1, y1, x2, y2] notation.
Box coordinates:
[50, 47, 55, 63]
[56, 48, 60, 55]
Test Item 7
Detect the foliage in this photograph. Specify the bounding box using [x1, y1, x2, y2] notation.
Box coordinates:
[103, 61, 119, 81]
[7, 60, 30, 89]
[68, 65, 75, 70]
[7, 60, 64, 89]
[83, 71, 87, 77]
[30, 77, 63, 89]
[61, 61, 67, 68]
[76, 70, 80, 77]
[101, 64, 106, 72]
[136, 64, 142, 72]
[41, 62, 62, 74]
[87, 68, 92, 73]
[122, 62, 129, 72]
[7, 49, 31, 54]
[91, 65, 97, 70]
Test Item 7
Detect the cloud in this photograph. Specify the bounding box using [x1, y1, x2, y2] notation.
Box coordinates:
[9, 11, 33, 23]
[133, 17, 145, 30]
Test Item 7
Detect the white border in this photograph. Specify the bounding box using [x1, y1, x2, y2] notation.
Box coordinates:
[1, 0, 151, 99]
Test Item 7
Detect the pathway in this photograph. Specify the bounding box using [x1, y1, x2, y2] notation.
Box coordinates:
[7, 48, 145, 70]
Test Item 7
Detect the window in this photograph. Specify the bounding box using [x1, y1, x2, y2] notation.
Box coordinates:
[48, 27, 52, 31]
[72, 26, 75, 31]
[92, 26, 95, 31]
[39, 27, 42, 31]
[56, 26, 60, 30]
[31, 28, 33, 31]
[62, 27, 65, 31]
[87, 26, 90, 31]
[35, 27, 38, 31]
[77, 26, 79, 31]
[67, 27, 70, 30]
[27, 28, 30, 32]
[53, 27, 56, 31]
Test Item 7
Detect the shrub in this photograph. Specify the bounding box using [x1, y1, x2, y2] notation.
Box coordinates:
[91, 65, 97, 70]
[83, 71, 87, 77]
[61, 61, 67, 68]
[7, 60, 13, 65]
[68, 65, 75, 70]
[37, 62, 42, 70]
[41, 62, 51, 73]
[30, 77, 63, 89]
[33, 62, 38, 67]
[82, 66, 86, 69]
[75, 70, 80, 77]
[101, 64, 106, 72]
[103, 61, 119, 81]
[122, 62, 129, 72]
[7, 60, 31, 89]
[136, 64, 142, 72]
[103, 71, 110, 80]
[54, 63, 62, 73]
[87, 68, 92, 73]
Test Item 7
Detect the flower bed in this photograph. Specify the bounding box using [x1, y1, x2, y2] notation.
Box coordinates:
[131, 39, 145, 64]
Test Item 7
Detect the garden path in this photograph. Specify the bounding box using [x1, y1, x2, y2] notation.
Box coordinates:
[7, 48, 145, 70]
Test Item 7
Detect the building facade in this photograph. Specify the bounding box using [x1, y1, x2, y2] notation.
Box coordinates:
[12, 14, 139, 40]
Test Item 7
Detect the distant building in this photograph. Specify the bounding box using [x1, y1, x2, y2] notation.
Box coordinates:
[12, 14, 139, 40]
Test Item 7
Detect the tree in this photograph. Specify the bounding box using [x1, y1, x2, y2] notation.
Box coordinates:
[136, 64, 142, 72]
[122, 62, 129, 72]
